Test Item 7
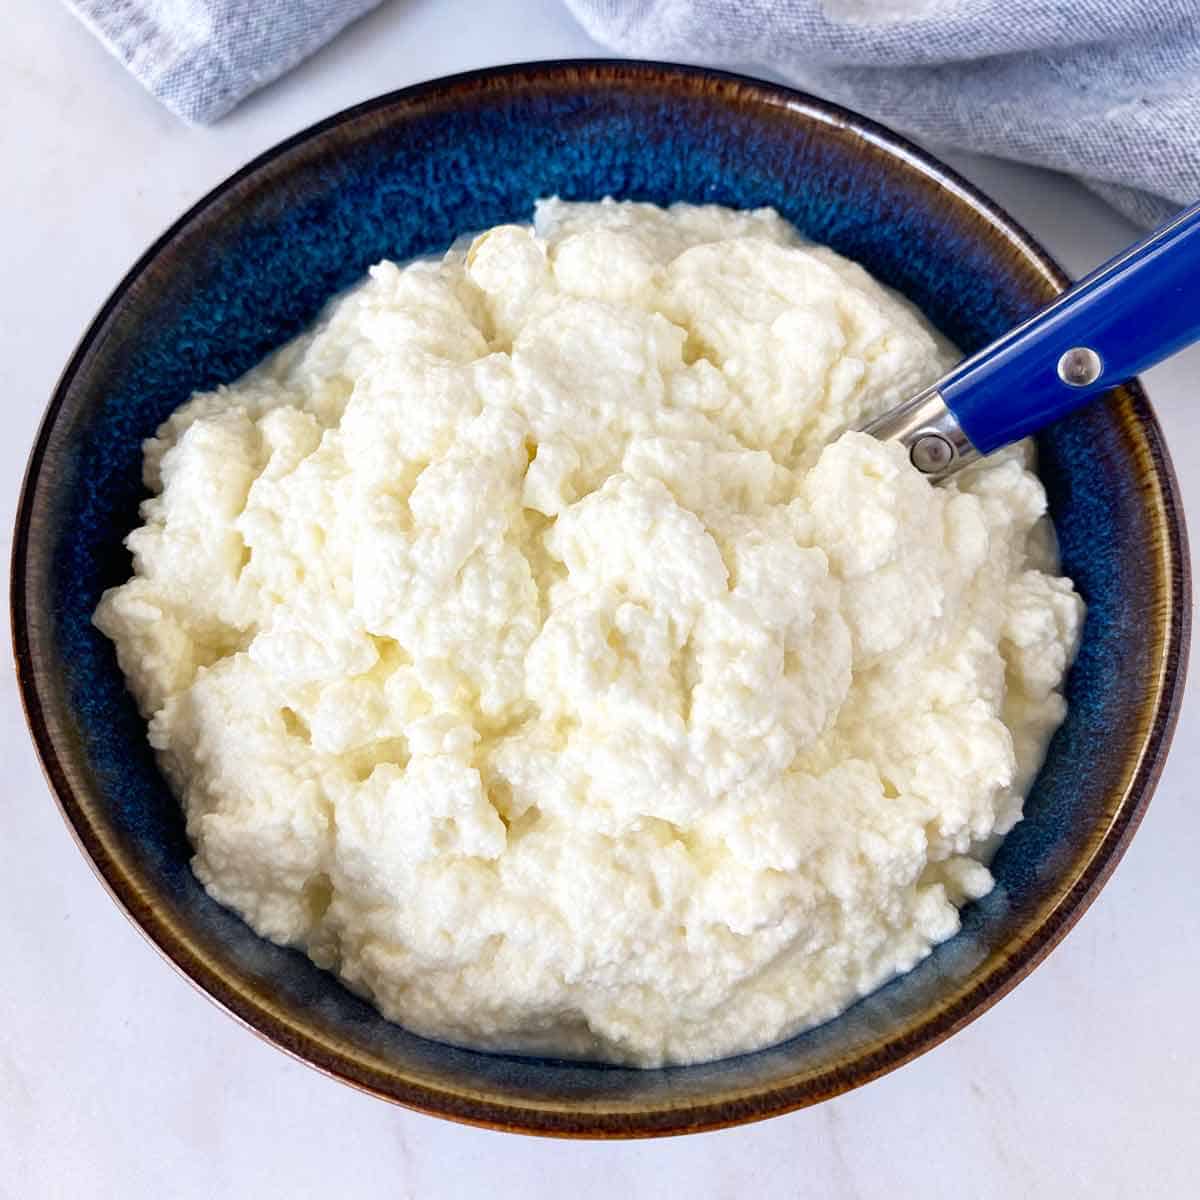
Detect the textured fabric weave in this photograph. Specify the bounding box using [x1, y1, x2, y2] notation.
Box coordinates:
[67, 0, 381, 123]
[66, 0, 1198, 224]
[566, 0, 1200, 226]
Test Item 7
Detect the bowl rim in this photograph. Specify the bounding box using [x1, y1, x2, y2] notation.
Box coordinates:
[10, 58, 1192, 1138]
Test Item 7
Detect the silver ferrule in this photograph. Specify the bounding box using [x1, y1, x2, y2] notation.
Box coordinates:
[859, 384, 979, 481]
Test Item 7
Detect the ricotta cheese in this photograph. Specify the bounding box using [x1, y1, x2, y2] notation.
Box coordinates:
[95, 199, 1082, 1066]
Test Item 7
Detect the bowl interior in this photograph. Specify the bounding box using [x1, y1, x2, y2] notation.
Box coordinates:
[13, 62, 1187, 1135]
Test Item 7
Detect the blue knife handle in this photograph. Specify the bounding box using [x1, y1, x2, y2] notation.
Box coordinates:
[941, 200, 1200, 455]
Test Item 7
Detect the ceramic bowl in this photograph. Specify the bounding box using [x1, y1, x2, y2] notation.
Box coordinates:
[11, 61, 1190, 1137]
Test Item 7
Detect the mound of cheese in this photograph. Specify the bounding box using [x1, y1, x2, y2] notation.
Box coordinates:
[96, 200, 1081, 1066]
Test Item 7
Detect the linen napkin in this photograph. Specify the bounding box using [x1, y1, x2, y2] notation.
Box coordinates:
[68, 0, 1198, 226]
[67, 0, 382, 123]
[565, 0, 1200, 226]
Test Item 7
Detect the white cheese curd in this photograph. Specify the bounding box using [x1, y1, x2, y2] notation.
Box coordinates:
[95, 199, 1082, 1066]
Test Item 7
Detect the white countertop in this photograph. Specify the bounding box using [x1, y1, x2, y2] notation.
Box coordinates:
[2, 2, 1197, 1195]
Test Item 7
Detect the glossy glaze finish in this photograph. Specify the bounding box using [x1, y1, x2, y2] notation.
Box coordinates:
[10, 61, 1190, 1137]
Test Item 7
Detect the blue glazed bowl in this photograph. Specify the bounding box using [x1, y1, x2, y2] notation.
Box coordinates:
[12, 61, 1190, 1136]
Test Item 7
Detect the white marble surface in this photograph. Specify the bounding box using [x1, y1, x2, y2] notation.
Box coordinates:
[2, 1, 1197, 1195]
